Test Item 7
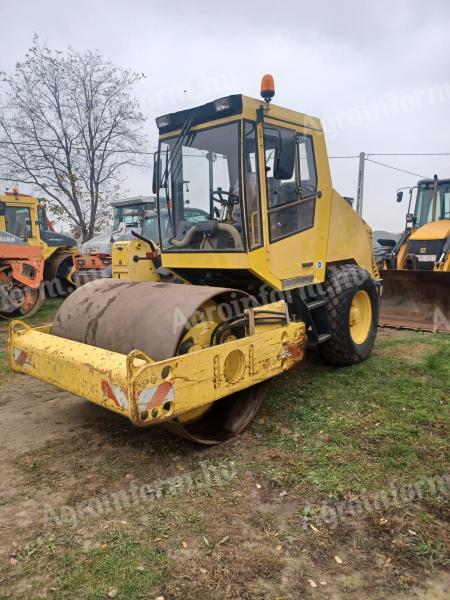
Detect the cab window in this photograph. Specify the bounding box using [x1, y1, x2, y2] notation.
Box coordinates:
[5, 206, 33, 239]
[263, 125, 317, 242]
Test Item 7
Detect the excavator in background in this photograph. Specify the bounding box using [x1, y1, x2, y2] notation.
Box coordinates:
[380, 175, 450, 332]
[0, 201, 45, 318]
[9, 76, 381, 444]
[0, 190, 78, 296]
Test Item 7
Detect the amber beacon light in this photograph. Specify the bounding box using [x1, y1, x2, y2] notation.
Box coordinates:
[260, 74, 275, 102]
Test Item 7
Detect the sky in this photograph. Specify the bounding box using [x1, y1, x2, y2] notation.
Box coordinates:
[1, 0, 450, 232]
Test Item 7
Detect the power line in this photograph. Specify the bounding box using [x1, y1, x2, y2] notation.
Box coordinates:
[0, 140, 157, 154]
[1, 140, 450, 158]
[330, 154, 450, 160]
[328, 155, 360, 159]
[368, 152, 450, 157]
[365, 158, 430, 179]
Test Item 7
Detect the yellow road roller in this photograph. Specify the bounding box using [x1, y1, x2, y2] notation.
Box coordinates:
[9, 76, 381, 444]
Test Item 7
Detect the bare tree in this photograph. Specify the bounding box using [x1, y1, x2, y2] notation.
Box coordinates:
[0, 37, 147, 240]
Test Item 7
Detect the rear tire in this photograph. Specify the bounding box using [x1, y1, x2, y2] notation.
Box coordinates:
[320, 264, 378, 366]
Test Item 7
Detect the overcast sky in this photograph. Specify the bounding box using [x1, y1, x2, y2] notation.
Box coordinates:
[1, 0, 450, 232]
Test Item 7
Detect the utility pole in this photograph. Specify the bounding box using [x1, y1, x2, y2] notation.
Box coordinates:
[356, 151, 365, 216]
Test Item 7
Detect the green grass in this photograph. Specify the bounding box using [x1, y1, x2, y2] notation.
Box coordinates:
[0, 330, 449, 599]
[0, 350, 9, 384]
[25, 297, 64, 325]
[411, 536, 449, 567]
[254, 331, 450, 496]
[0, 297, 63, 335]
[54, 534, 166, 600]
[9, 533, 167, 600]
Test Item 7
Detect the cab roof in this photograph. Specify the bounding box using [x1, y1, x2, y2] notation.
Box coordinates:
[418, 178, 450, 186]
[156, 94, 323, 135]
[110, 195, 156, 208]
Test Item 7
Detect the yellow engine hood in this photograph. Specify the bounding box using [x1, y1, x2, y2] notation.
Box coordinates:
[410, 220, 450, 241]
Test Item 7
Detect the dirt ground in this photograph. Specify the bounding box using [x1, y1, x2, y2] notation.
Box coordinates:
[0, 323, 449, 599]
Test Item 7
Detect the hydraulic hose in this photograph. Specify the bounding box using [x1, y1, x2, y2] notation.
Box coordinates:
[170, 222, 243, 249]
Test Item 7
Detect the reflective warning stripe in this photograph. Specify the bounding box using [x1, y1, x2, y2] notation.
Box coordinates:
[101, 380, 128, 410]
[138, 381, 174, 410]
[14, 348, 30, 367]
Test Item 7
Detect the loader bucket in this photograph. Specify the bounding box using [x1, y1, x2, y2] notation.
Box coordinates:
[379, 270, 450, 332]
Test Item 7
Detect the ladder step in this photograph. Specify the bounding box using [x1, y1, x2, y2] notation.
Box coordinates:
[306, 299, 327, 310]
[317, 333, 331, 343]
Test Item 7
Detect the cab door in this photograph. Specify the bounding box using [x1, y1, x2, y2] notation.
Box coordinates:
[262, 122, 325, 287]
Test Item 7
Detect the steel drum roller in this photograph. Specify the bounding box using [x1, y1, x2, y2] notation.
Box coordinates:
[51, 279, 266, 444]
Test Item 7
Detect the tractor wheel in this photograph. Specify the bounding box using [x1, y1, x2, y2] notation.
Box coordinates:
[320, 264, 378, 366]
[0, 282, 45, 320]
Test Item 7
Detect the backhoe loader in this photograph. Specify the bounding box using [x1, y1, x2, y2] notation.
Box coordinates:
[380, 175, 450, 332]
[9, 76, 381, 444]
[0, 190, 77, 295]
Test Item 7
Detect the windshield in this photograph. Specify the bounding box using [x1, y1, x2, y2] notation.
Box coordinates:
[5, 205, 33, 238]
[157, 121, 245, 251]
[113, 203, 154, 230]
[143, 208, 209, 246]
[414, 181, 450, 227]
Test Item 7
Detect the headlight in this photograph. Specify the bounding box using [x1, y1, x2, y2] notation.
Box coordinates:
[156, 115, 171, 129]
[214, 97, 231, 112]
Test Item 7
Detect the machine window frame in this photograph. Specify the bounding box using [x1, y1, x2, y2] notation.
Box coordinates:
[243, 119, 264, 251]
[297, 134, 318, 201]
[156, 119, 247, 253]
[263, 125, 318, 244]
[4, 205, 33, 239]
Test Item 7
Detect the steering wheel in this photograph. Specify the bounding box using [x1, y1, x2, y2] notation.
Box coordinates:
[211, 187, 239, 207]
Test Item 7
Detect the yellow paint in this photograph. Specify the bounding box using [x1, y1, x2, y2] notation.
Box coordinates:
[388, 220, 450, 272]
[409, 220, 450, 241]
[9, 302, 306, 427]
[161, 99, 376, 289]
[349, 290, 372, 344]
[112, 239, 160, 281]
[325, 190, 375, 274]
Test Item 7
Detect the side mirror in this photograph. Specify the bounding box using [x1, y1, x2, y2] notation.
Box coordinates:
[396, 191, 403, 203]
[274, 130, 296, 180]
[0, 201, 5, 216]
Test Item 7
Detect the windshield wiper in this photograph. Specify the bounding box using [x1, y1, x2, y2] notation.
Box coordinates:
[159, 115, 195, 227]
[159, 115, 195, 189]
[170, 115, 195, 184]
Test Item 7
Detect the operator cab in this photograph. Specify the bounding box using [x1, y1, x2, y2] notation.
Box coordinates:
[413, 179, 450, 226]
[154, 92, 318, 255]
[111, 196, 159, 231]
